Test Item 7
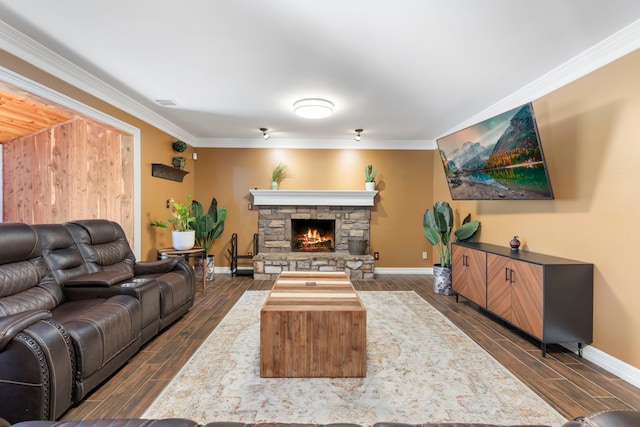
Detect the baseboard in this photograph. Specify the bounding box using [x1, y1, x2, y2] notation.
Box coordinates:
[562, 342, 640, 389]
[215, 266, 434, 275]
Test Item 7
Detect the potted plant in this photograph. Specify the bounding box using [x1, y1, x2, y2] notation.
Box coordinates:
[423, 201, 480, 295]
[365, 164, 377, 190]
[151, 195, 196, 250]
[172, 140, 187, 170]
[271, 163, 288, 190]
[190, 197, 227, 281]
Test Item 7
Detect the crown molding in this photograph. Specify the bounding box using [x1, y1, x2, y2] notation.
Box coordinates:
[439, 18, 640, 138]
[0, 19, 196, 144]
[193, 137, 437, 150]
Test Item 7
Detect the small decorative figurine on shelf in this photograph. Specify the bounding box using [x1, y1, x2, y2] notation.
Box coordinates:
[510, 236, 521, 252]
[172, 140, 187, 170]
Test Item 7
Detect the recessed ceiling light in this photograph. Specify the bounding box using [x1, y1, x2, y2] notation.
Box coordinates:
[293, 98, 334, 119]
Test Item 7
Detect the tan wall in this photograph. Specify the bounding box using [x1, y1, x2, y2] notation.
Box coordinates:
[193, 148, 433, 268]
[3, 45, 640, 370]
[433, 50, 640, 368]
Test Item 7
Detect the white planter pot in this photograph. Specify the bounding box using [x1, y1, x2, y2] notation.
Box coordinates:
[365, 181, 375, 191]
[172, 230, 195, 250]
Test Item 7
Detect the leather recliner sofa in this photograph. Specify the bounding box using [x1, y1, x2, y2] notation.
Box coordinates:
[0, 221, 195, 424]
[5, 410, 640, 427]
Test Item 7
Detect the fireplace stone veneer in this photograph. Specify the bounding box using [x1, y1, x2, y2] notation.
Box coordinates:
[252, 193, 376, 280]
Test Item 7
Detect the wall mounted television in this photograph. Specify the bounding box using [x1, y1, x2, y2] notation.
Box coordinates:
[436, 102, 554, 200]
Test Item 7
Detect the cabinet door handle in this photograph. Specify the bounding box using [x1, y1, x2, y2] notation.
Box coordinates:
[505, 267, 509, 281]
[464, 255, 468, 267]
[509, 268, 515, 284]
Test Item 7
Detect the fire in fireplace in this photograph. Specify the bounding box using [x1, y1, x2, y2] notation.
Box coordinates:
[291, 219, 335, 252]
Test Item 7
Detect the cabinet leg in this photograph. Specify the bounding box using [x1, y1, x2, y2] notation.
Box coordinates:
[578, 343, 583, 357]
[541, 343, 547, 358]
[455, 293, 459, 303]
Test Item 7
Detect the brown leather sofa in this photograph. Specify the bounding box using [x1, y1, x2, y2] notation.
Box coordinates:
[5, 410, 640, 427]
[0, 221, 195, 424]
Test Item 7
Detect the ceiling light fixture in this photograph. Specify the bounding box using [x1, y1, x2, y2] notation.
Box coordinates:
[355, 129, 363, 141]
[154, 99, 179, 108]
[293, 98, 334, 119]
[260, 127, 270, 140]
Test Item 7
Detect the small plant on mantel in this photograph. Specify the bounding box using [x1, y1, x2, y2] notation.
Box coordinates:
[270, 163, 288, 190]
[364, 164, 377, 190]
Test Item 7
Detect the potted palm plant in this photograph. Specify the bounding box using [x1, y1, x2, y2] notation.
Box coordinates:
[190, 197, 227, 281]
[365, 164, 377, 190]
[151, 196, 196, 250]
[423, 201, 479, 295]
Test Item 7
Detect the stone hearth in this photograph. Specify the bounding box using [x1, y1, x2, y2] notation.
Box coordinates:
[250, 190, 376, 280]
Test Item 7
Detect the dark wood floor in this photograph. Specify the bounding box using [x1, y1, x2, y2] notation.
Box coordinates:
[62, 274, 640, 422]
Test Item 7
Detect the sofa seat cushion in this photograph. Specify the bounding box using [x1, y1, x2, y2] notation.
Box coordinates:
[139, 270, 193, 316]
[51, 295, 141, 379]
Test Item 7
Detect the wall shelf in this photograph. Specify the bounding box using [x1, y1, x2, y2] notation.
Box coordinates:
[151, 163, 189, 182]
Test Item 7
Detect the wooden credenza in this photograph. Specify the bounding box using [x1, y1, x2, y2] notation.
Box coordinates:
[452, 242, 593, 357]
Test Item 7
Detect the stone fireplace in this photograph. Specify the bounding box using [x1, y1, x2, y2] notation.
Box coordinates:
[250, 190, 377, 280]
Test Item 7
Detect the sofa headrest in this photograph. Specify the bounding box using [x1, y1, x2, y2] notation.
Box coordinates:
[33, 224, 76, 250]
[69, 220, 122, 245]
[0, 223, 41, 264]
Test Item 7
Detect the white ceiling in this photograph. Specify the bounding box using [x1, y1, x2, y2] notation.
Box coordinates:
[1, 1, 640, 150]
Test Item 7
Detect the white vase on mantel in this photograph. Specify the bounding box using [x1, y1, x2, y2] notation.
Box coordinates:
[365, 181, 375, 191]
[172, 230, 195, 250]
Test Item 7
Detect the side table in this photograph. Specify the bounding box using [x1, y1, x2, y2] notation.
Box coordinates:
[157, 246, 206, 291]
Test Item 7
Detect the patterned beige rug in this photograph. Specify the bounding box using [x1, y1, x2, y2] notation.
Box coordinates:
[144, 291, 566, 426]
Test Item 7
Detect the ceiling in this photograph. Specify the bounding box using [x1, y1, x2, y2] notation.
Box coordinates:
[0, 86, 73, 142]
[0, 1, 640, 150]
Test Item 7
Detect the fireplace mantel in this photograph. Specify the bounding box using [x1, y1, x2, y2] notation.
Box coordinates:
[250, 189, 378, 206]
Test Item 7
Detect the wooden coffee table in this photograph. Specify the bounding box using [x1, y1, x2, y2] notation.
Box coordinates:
[260, 271, 367, 378]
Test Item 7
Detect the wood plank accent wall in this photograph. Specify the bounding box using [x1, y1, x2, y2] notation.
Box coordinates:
[2, 117, 134, 245]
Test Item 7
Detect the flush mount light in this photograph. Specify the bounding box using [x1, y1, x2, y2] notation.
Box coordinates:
[355, 129, 363, 141]
[260, 127, 270, 140]
[293, 98, 334, 119]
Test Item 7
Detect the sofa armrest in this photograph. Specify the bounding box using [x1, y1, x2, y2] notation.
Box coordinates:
[134, 257, 182, 275]
[562, 410, 640, 426]
[0, 310, 51, 351]
[65, 270, 134, 287]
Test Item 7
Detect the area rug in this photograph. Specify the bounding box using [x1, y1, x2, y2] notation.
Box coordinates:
[143, 291, 566, 426]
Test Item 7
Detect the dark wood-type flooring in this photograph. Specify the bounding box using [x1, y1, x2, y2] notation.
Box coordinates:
[62, 274, 640, 422]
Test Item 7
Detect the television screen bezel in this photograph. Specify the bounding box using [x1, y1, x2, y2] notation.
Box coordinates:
[435, 102, 554, 201]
